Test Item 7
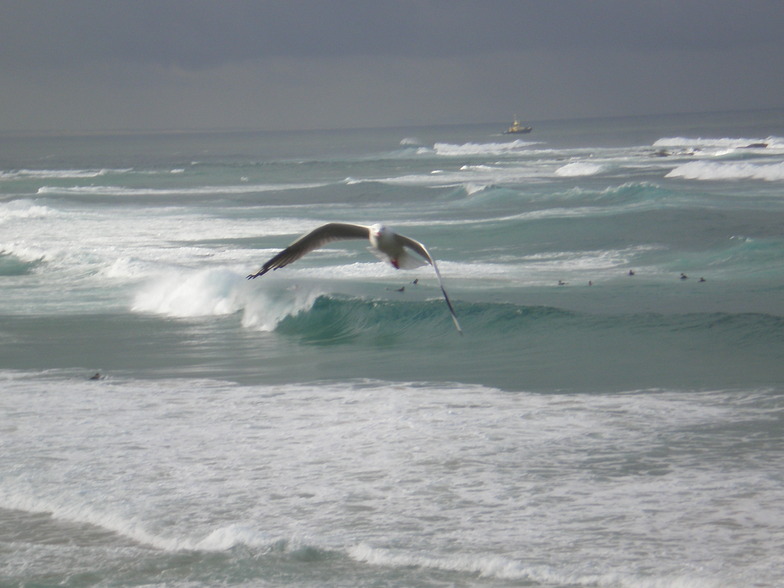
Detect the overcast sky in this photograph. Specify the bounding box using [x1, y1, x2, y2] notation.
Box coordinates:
[1, 0, 783, 133]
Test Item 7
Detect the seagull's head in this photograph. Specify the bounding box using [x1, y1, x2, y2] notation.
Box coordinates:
[370, 223, 387, 238]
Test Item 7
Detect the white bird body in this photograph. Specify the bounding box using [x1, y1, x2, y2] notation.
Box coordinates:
[248, 223, 462, 333]
[368, 224, 425, 270]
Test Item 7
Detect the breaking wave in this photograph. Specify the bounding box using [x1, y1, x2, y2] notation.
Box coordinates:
[654, 136, 784, 151]
[0, 489, 312, 555]
[131, 269, 327, 332]
[0, 251, 41, 275]
[349, 543, 724, 587]
[0, 199, 59, 222]
[666, 161, 784, 181]
[0, 168, 131, 180]
[422, 139, 538, 157]
[36, 182, 330, 197]
[555, 162, 605, 177]
[128, 262, 784, 348]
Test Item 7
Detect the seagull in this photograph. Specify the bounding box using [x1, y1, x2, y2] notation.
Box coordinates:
[247, 222, 462, 333]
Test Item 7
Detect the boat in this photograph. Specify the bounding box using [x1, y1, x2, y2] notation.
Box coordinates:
[503, 116, 532, 134]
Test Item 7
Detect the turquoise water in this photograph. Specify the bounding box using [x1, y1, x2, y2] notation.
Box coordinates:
[2, 111, 783, 586]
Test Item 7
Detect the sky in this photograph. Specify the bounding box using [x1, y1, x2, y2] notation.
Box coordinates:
[1, 0, 783, 133]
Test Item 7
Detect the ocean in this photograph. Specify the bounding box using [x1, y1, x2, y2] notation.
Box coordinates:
[1, 110, 783, 587]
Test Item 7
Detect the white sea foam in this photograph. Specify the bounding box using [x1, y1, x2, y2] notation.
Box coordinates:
[349, 544, 723, 587]
[555, 162, 605, 177]
[0, 168, 130, 180]
[423, 139, 538, 157]
[463, 183, 491, 195]
[666, 161, 784, 181]
[0, 490, 184, 551]
[240, 283, 324, 331]
[378, 164, 542, 188]
[131, 268, 327, 331]
[0, 199, 59, 222]
[0, 241, 54, 264]
[101, 256, 160, 279]
[654, 136, 784, 150]
[132, 268, 246, 318]
[36, 181, 329, 197]
[0, 488, 284, 553]
[3, 370, 781, 585]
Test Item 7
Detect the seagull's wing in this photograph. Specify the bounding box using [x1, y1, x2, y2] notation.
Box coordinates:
[395, 234, 463, 334]
[247, 223, 369, 278]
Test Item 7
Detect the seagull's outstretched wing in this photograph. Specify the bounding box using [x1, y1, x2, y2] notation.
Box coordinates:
[247, 223, 369, 278]
[395, 234, 463, 335]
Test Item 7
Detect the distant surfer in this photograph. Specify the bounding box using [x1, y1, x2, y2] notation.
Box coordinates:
[89, 372, 102, 380]
[628, 269, 635, 276]
[680, 273, 688, 280]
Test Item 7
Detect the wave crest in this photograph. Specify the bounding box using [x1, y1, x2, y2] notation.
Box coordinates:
[555, 162, 605, 177]
[132, 269, 325, 331]
[36, 181, 329, 197]
[666, 161, 784, 181]
[425, 139, 537, 157]
[349, 543, 717, 586]
[0, 199, 58, 222]
[0, 251, 41, 275]
[654, 136, 784, 150]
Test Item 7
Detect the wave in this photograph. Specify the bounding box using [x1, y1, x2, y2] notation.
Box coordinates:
[654, 136, 784, 151]
[35, 181, 330, 197]
[349, 543, 724, 587]
[0, 168, 132, 180]
[0, 239, 52, 267]
[555, 162, 605, 177]
[275, 299, 784, 358]
[420, 139, 539, 157]
[134, 269, 784, 345]
[0, 486, 740, 586]
[0, 489, 297, 554]
[453, 182, 672, 211]
[133, 268, 250, 319]
[666, 160, 784, 181]
[130, 264, 470, 337]
[556, 181, 670, 202]
[0, 491, 188, 551]
[697, 236, 784, 274]
[131, 268, 459, 338]
[132, 269, 327, 331]
[0, 199, 59, 222]
[376, 164, 549, 189]
[0, 251, 41, 275]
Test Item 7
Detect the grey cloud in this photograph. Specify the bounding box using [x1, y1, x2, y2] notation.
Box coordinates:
[3, 1, 782, 69]
[1, 1, 783, 132]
